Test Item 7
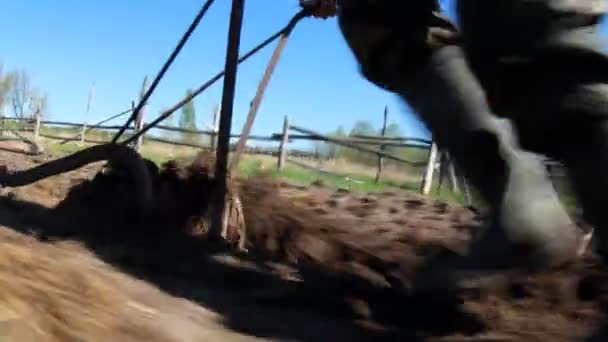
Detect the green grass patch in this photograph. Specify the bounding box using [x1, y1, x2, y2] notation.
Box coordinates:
[40, 142, 477, 206]
[237, 159, 479, 205]
[41, 142, 578, 210]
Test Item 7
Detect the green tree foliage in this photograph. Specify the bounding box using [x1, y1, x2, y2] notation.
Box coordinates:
[382, 122, 403, 165]
[384, 122, 402, 138]
[179, 89, 197, 130]
[314, 126, 346, 159]
[342, 120, 378, 165]
[0, 64, 12, 110]
[178, 89, 199, 144]
[349, 120, 376, 136]
[160, 107, 177, 140]
[313, 119, 428, 170]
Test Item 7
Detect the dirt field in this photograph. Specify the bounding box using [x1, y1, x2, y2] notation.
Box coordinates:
[0, 145, 606, 341]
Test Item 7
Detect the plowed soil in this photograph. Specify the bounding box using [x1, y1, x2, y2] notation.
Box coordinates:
[0, 147, 605, 341]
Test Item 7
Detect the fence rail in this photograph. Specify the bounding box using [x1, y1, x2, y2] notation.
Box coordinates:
[0, 114, 564, 201]
[0, 114, 433, 154]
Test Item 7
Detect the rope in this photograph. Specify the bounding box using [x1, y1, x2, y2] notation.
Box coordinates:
[112, 0, 216, 143]
[120, 10, 308, 146]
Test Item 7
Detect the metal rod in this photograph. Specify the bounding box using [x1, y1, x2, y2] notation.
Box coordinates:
[112, 0, 216, 143]
[209, 0, 246, 240]
[121, 10, 306, 146]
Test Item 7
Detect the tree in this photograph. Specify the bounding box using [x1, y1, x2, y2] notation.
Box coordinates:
[328, 126, 346, 158]
[381, 122, 405, 167]
[28, 87, 48, 119]
[160, 107, 177, 140]
[178, 89, 198, 144]
[383, 122, 402, 138]
[0, 64, 12, 111]
[349, 120, 376, 137]
[5, 68, 48, 120]
[201, 103, 220, 147]
[344, 120, 378, 165]
[313, 126, 346, 159]
[7, 69, 29, 119]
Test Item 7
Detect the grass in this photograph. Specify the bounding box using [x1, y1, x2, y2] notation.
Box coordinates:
[36, 133, 578, 210]
[236, 157, 477, 205]
[39, 139, 472, 204]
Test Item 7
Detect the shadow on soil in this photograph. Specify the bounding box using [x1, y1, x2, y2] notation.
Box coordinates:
[0, 157, 605, 341]
[0, 169, 489, 341]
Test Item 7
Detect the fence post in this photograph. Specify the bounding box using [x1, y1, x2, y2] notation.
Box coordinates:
[134, 77, 149, 152]
[27, 112, 44, 155]
[80, 123, 87, 145]
[456, 163, 473, 205]
[277, 115, 289, 170]
[210, 103, 220, 150]
[0, 115, 5, 137]
[80, 83, 95, 146]
[134, 117, 145, 152]
[375, 106, 388, 183]
[33, 112, 41, 144]
[447, 153, 460, 193]
[436, 149, 447, 195]
[421, 141, 438, 195]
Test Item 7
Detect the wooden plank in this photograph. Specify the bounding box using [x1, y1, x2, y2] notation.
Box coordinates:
[349, 134, 432, 145]
[278, 116, 290, 170]
[80, 84, 94, 146]
[210, 104, 220, 150]
[229, 13, 303, 171]
[42, 121, 134, 130]
[290, 125, 427, 167]
[153, 124, 214, 135]
[421, 142, 439, 195]
[134, 76, 149, 152]
[436, 150, 448, 195]
[375, 106, 388, 183]
[58, 108, 133, 145]
[447, 153, 460, 193]
[0, 137, 27, 142]
[210, 0, 246, 242]
[39, 133, 108, 145]
[271, 133, 431, 148]
[144, 136, 205, 149]
[41, 121, 83, 128]
[29, 112, 43, 154]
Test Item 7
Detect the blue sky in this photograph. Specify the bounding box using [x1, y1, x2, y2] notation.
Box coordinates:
[0, 0, 428, 149]
[0, 1, 606, 149]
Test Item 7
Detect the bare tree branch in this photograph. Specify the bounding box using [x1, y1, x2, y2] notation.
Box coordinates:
[4, 69, 47, 120]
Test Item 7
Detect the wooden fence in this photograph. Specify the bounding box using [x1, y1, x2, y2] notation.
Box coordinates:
[0, 113, 564, 203]
[0, 113, 465, 200]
